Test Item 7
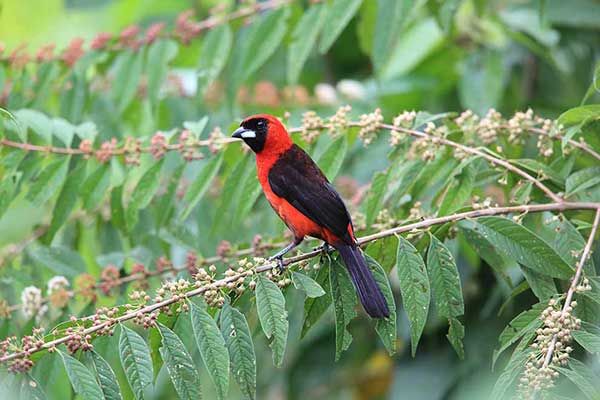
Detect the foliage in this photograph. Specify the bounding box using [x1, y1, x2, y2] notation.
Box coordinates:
[0, 0, 600, 399]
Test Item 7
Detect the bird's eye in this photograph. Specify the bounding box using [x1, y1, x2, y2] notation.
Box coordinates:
[257, 120, 264, 127]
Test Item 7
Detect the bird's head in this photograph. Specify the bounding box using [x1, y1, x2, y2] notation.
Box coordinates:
[232, 114, 292, 154]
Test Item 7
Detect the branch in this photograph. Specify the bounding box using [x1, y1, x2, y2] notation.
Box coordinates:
[379, 123, 563, 203]
[539, 208, 600, 369]
[1, 201, 598, 365]
[5, 239, 284, 314]
[0, 0, 294, 68]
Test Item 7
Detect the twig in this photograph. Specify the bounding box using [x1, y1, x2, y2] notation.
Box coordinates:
[526, 126, 600, 162]
[378, 123, 563, 203]
[538, 208, 600, 371]
[6, 240, 284, 313]
[1, 201, 598, 364]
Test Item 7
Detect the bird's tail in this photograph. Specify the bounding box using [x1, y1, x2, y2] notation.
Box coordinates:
[337, 244, 390, 318]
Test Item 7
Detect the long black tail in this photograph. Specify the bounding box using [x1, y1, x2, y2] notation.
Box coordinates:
[337, 244, 390, 318]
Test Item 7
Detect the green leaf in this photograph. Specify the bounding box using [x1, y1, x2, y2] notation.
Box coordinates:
[81, 164, 111, 210]
[438, 161, 475, 215]
[210, 155, 253, 232]
[493, 306, 543, 368]
[0, 169, 21, 220]
[365, 255, 397, 355]
[220, 303, 256, 400]
[148, 327, 163, 383]
[27, 157, 69, 206]
[183, 117, 209, 138]
[372, 0, 415, 72]
[431, 0, 462, 32]
[366, 170, 388, 226]
[287, 4, 327, 84]
[256, 275, 289, 366]
[381, 18, 443, 80]
[60, 74, 87, 123]
[90, 351, 123, 400]
[32, 62, 60, 109]
[14, 109, 52, 143]
[510, 159, 564, 187]
[566, 167, 600, 198]
[59, 351, 105, 400]
[126, 159, 165, 229]
[366, 235, 398, 273]
[556, 359, 600, 400]
[119, 325, 153, 400]
[458, 50, 506, 115]
[317, 136, 348, 180]
[111, 49, 145, 113]
[157, 323, 203, 400]
[553, 219, 596, 276]
[198, 24, 233, 95]
[521, 266, 557, 301]
[29, 245, 87, 278]
[446, 317, 465, 359]
[231, 8, 289, 91]
[396, 236, 430, 356]
[319, 0, 363, 53]
[232, 169, 262, 227]
[573, 329, 600, 353]
[190, 302, 229, 400]
[427, 235, 464, 318]
[292, 272, 326, 298]
[329, 256, 358, 360]
[459, 217, 573, 279]
[19, 374, 47, 400]
[146, 40, 178, 106]
[558, 104, 600, 126]
[581, 61, 600, 105]
[45, 161, 87, 241]
[490, 349, 530, 400]
[301, 263, 332, 338]
[0, 106, 26, 142]
[181, 154, 223, 221]
[460, 224, 516, 287]
[52, 117, 76, 147]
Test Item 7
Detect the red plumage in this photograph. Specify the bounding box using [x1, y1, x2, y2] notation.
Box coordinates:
[232, 114, 390, 318]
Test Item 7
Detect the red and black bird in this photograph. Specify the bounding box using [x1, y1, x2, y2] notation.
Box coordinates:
[232, 114, 390, 318]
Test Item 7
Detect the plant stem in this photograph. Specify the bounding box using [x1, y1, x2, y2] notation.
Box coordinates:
[2, 201, 598, 364]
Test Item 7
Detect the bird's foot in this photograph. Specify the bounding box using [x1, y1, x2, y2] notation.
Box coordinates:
[267, 255, 285, 273]
[314, 243, 335, 256]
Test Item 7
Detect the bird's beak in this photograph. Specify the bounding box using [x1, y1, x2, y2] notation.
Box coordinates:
[232, 126, 256, 139]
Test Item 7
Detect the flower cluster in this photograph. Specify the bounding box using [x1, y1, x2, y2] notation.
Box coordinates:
[21, 286, 46, 321]
[390, 110, 416, 145]
[301, 111, 324, 143]
[519, 297, 583, 398]
[358, 108, 383, 146]
[1, 328, 44, 373]
[47, 276, 71, 308]
[328, 105, 352, 138]
[99, 264, 121, 295]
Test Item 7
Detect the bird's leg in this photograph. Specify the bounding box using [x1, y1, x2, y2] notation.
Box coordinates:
[314, 241, 335, 255]
[268, 238, 303, 272]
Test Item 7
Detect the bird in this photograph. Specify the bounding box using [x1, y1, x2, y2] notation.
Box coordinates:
[232, 114, 390, 318]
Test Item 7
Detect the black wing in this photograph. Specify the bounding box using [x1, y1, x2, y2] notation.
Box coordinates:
[268, 144, 352, 242]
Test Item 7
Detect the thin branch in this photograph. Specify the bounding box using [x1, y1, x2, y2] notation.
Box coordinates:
[5, 240, 284, 313]
[526, 126, 600, 163]
[378, 123, 563, 203]
[0, 120, 566, 204]
[1, 201, 598, 364]
[538, 208, 600, 371]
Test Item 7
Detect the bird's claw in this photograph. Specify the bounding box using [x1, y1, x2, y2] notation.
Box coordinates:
[268, 255, 285, 272]
[314, 243, 334, 256]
